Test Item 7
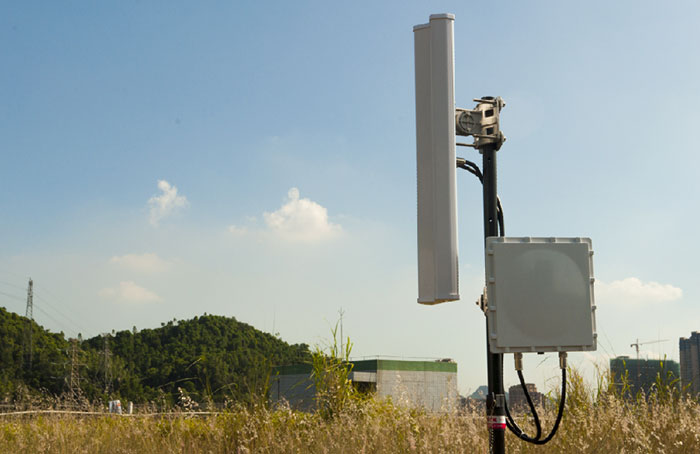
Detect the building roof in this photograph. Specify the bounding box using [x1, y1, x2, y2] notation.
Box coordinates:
[274, 358, 457, 376]
[610, 356, 679, 367]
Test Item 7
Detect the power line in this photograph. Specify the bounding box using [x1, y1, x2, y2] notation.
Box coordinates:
[1, 290, 88, 339]
[33, 280, 96, 337]
[0, 289, 25, 303]
[0, 268, 29, 283]
[0, 276, 95, 339]
[103, 334, 112, 395]
[0, 287, 80, 337]
[0, 290, 27, 315]
[32, 305, 79, 338]
[32, 291, 92, 337]
[0, 280, 27, 292]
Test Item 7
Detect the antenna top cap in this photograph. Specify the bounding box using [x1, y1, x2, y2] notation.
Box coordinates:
[429, 13, 455, 21]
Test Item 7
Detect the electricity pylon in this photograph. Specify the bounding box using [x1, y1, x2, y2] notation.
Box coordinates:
[23, 278, 34, 370]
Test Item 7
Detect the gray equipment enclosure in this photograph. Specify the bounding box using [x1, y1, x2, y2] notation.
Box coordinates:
[485, 237, 597, 354]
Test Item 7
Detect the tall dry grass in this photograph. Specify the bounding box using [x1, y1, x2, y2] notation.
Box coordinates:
[2, 342, 699, 453]
[1, 381, 699, 453]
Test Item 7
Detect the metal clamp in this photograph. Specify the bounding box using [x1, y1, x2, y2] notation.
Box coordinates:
[455, 96, 506, 151]
[476, 286, 488, 313]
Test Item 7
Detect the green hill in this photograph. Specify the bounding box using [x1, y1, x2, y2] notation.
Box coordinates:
[0, 307, 311, 404]
[0, 307, 69, 398]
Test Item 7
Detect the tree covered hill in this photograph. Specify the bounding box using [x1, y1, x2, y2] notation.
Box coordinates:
[0, 307, 68, 398]
[0, 307, 311, 404]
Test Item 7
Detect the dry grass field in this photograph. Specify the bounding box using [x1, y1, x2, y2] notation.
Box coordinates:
[1, 374, 699, 454]
[2, 345, 698, 454]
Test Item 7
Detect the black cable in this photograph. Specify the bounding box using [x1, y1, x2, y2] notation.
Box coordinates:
[505, 368, 567, 445]
[457, 160, 505, 236]
[533, 367, 566, 445]
[496, 199, 504, 236]
[501, 354, 541, 441]
[504, 370, 543, 441]
[458, 160, 483, 182]
[519, 370, 543, 440]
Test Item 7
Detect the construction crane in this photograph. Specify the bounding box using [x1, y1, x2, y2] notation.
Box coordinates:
[630, 338, 668, 360]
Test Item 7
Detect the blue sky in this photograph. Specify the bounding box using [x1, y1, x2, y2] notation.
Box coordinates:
[2, 1, 699, 395]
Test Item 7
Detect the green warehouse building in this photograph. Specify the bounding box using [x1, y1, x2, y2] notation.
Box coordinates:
[271, 358, 458, 412]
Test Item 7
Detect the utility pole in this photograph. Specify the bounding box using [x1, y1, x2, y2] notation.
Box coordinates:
[68, 338, 81, 401]
[103, 333, 112, 395]
[455, 95, 507, 453]
[23, 278, 34, 370]
[455, 96, 508, 453]
[482, 140, 506, 453]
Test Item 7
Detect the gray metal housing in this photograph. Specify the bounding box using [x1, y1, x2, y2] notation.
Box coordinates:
[485, 237, 597, 353]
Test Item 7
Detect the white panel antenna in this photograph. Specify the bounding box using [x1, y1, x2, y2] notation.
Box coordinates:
[414, 14, 459, 305]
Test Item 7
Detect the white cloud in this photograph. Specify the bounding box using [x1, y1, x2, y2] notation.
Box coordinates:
[241, 187, 341, 243]
[596, 277, 682, 305]
[227, 225, 248, 236]
[99, 281, 162, 303]
[148, 180, 189, 226]
[109, 253, 172, 273]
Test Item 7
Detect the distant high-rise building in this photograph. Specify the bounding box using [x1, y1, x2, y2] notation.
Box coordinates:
[680, 332, 700, 396]
[508, 383, 544, 410]
[610, 356, 680, 397]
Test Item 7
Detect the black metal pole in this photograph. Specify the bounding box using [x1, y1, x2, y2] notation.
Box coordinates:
[482, 143, 506, 453]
